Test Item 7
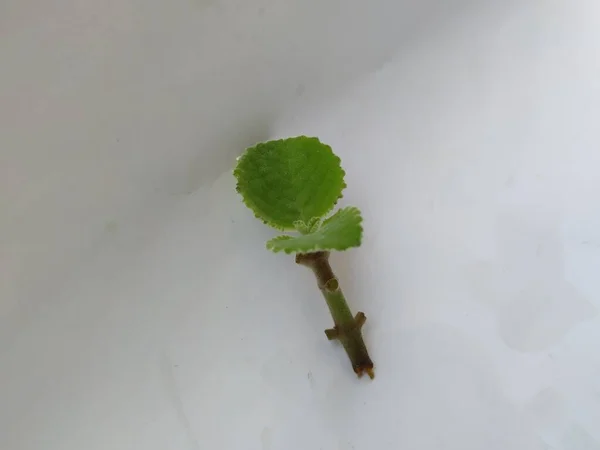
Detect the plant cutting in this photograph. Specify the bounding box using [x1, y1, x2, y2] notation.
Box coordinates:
[234, 136, 374, 379]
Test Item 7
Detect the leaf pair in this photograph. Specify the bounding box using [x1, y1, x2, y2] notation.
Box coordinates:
[234, 136, 363, 254]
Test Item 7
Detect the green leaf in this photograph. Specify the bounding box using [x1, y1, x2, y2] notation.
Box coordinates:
[234, 136, 346, 230]
[293, 217, 322, 235]
[266, 207, 363, 254]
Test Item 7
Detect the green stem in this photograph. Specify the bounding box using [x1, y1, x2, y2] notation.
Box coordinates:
[296, 251, 374, 379]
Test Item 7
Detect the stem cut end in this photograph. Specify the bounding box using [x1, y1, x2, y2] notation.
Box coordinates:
[363, 367, 375, 380]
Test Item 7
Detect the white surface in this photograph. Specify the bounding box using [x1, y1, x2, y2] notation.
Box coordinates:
[2, 1, 600, 449]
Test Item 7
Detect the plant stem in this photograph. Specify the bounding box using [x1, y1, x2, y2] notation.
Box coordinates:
[295, 251, 374, 379]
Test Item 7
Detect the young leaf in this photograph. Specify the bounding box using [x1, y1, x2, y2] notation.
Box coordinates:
[234, 136, 346, 230]
[293, 217, 322, 235]
[266, 206, 363, 254]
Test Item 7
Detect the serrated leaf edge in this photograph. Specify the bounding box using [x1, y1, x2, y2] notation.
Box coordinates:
[265, 206, 363, 254]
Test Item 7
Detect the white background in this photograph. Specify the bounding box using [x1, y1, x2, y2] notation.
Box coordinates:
[2, 1, 600, 449]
